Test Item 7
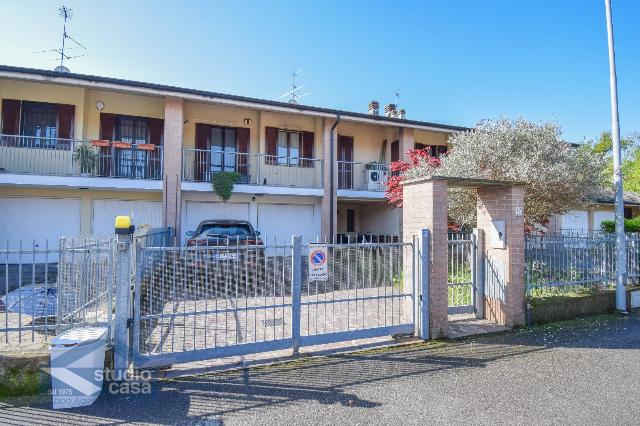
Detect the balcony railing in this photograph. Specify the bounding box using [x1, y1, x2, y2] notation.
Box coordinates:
[337, 161, 390, 192]
[182, 149, 323, 189]
[0, 135, 163, 180]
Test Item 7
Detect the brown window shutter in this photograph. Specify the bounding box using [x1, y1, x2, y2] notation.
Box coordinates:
[99, 113, 116, 141]
[302, 131, 314, 167]
[236, 127, 250, 177]
[149, 118, 164, 146]
[391, 140, 399, 162]
[98, 113, 117, 177]
[1, 99, 21, 135]
[57, 104, 75, 142]
[265, 127, 277, 165]
[195, 123, 210, 181]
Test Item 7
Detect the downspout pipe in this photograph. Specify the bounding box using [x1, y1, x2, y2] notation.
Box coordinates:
[329, 112, 341, 240]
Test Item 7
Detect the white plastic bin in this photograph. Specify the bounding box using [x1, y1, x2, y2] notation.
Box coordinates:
[49, 327, 108, 409]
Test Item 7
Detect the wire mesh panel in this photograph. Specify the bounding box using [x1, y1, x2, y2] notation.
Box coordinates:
[299, 241, 414, 345]
[447, 233, 475, 314]
[133, 242, 294, 367]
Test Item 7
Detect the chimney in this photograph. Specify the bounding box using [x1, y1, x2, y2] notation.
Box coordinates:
[368, 100, 380, 116]
[398, 109, 406, 119]
[384, 103, 397, 118]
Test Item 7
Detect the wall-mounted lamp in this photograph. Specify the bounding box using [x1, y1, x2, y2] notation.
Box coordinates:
[95, 101, 105, 111]
[243, 118, 252, 125]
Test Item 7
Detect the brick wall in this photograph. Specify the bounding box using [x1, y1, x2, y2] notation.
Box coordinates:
[162, 97, 184, 236]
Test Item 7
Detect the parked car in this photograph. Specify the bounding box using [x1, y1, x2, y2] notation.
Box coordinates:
[185, 220, 263, 249]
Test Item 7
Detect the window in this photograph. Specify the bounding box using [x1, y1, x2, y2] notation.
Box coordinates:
[210, 126, 237, 173]
[20, 101, 58, 147]
[624, 207, 633, 219]
[346, 209, 356, 233]
[115, 115, 149, 178]
[414, 143, 448, 157]
[277, 130, 301, 166]
[116, 116, 149, 144]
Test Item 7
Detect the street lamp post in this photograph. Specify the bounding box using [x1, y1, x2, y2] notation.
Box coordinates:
[604, 0, 627, 313]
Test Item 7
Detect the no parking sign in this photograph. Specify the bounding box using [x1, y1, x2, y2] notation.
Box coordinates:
[308, 243, 328, 281]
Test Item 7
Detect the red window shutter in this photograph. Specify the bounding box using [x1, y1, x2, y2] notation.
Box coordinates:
[391, 140, 399, 162]
[302, 131, 314, 167]
[149, 118, 164, 146]
[1, 99, 21, 136]
[236, 127, 250, 177]
[265, 127, 277, 165]
[195, 123, 210, 181]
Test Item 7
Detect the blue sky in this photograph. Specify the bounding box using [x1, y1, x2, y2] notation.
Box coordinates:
[1, 1, 638, 142]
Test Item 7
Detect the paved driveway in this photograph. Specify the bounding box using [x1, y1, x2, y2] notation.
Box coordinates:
[1, 312, 639, 425]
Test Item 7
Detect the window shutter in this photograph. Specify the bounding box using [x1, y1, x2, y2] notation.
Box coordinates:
[302, 131, 314, 167]
[391, 140, 399, 163]
[98, 113, 117, 177]
[236, 127, 250, 177]
[195, 123, 210, 181]
[437, 146, 448, 157]
[57, 104, 75, 144]
[149, 118, 164, 146]
[265, 127, 277, 165]
[1, 99, 21, 136]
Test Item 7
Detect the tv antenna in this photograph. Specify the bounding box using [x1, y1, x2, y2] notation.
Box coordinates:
[276, 69, 311, 104]
[394, 90, 401, 108]
[35, 6, 87, 72]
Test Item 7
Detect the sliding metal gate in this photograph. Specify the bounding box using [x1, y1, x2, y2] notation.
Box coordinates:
[132, 237, 415, 368]
[447, 232, 477, 315]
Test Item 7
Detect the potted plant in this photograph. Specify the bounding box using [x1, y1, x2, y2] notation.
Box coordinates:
[211, 171, 241, 202]
[74, 143, 98, 176]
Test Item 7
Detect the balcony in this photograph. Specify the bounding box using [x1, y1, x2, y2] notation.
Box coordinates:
[182, 149, 323, 189]
[0, 135, 163, 180]
[337, 161, 390, 192]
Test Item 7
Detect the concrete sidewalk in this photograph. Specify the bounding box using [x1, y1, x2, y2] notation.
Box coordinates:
[1, 311, 639, 425]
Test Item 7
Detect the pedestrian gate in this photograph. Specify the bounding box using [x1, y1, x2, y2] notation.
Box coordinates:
[447, 232, 478, 315]
[131, 238, 417, 368]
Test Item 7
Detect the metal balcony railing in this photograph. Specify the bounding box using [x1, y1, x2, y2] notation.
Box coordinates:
[182, 149, 323, 189]
[337, 161, 391, 191]
[0, 134, 163, 180]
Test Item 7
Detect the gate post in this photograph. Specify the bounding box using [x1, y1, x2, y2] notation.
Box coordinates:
[473, 228, 485, 319]
[291, 235, 302, 355]
[419, 229, 430, 340]
[113, 217, 133, 376]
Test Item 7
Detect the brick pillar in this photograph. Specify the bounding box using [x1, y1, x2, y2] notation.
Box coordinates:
[321, 118, 338, 240]
[402, 178, 448, 338]
[399, 127, 414, 162]
[163, 97, 184, 239]
[476, 185, 525, 328]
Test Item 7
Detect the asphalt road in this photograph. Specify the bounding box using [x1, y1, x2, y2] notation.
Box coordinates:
[1, 312, 639, 425]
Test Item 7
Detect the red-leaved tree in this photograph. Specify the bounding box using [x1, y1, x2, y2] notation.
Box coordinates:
[385, 148, 442, 207]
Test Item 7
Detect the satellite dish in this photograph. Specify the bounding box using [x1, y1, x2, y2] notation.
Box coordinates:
[53, 65, 70, 73]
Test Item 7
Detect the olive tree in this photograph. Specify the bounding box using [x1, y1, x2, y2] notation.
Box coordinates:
[397, 118, 606, 227]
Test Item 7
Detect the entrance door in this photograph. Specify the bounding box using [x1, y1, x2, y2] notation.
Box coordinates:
[337, 135, 354, 189]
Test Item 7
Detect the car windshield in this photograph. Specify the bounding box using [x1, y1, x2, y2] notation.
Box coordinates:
[196, 224, 254, 238]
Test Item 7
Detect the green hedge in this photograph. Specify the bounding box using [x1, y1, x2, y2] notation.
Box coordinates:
[600, 217, 640, 232]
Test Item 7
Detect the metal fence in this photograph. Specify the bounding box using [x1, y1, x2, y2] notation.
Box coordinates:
[525, 233, 640, 298]
[182, 149, 323, 189]
[0, 236, 116, 352]
[132, 238, 414, 368]
[337, 161, 390, 192]
[447, 232, 476, 314]
[0, 134, 163, 180]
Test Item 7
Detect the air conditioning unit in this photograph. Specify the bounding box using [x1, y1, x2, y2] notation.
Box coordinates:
[367, 169, 388, 190]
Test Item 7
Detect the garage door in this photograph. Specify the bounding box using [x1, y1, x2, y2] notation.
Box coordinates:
[593, 211, 615, 231]
[182, 201, 250, 242]
[92, 200, 163, 235]
[0, 197, 81, 251]
[257, 203, 317, 245]
[561, 210, 589, 235]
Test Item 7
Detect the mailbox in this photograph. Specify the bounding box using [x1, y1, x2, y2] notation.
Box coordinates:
[491, 219, 506, 249]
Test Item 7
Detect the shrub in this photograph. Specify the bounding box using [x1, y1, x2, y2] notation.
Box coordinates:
[600, 217, 640, 233]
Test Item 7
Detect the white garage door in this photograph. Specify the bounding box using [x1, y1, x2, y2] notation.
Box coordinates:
[92, 200, 163, 235]
[593, 211, 615, 231]
[0, 197, 81, 251]
[561, 210, 589, 234]
[183, 201, 250, 241]
[257, 203, 317, 245]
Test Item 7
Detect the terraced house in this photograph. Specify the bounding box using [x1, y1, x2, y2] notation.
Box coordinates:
[0, 65, 466, 248]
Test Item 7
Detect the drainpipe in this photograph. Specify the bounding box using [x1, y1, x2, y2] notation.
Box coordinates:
[329, 113, 341, 240]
